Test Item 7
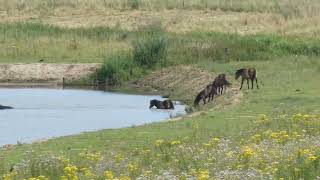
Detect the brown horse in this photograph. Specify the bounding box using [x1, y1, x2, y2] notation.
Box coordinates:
[194, 84, 217, 106]
[212, 73, 232, 95]
[235, 68, 259, 90]
[149, 99, 174, 109]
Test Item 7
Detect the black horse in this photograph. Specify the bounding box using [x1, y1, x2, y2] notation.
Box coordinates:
[0, 105, 13, 110]
[149, 99, 174, 109]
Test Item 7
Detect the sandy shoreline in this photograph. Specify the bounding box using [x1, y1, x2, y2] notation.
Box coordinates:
[0, 63, 101, 85]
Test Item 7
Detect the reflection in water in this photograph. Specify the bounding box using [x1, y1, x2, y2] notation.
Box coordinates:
[0, 88, 186, 146]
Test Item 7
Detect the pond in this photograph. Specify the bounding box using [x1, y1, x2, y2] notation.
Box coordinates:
[0, 88, 186, 146]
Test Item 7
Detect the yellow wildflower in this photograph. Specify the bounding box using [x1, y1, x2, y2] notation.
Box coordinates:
[104, 170, 114, 180]
[242, 146, 255, 158]
[171, 140, 181, 145]
[63, 164, 78, 180]
[119, 176, 131, 180]
[114, 153, 124, 163]
[196, 169, 209, 180]
[79, 151, 102, 162]
[128, 162, 139, 174]
[308, 155, 317, 161]
[80, 167, 95, 177]
[2, 171, 18, 180]
[155, 139, 164, 147]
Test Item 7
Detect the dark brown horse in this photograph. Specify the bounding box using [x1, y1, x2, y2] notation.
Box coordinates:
[212, 73, 232, 95]
[235, 68, 259, 90]
[149, 99, 174, 109]
[194, 84, 217, 106]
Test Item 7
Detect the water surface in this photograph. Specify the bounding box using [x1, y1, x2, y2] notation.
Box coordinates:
[0, 88, 185, 146]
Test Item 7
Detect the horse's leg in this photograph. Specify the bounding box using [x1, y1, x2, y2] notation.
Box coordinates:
[203, 97, 206, 104]
[251, 78, 254, 89]
[240, 78, 244, 90]
[256, 78, 259, 89]
[247, 79, 250, 89]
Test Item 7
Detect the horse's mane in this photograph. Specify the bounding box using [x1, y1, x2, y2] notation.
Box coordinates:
[150, 99, 159, 108]
[235, 68, 245, 80]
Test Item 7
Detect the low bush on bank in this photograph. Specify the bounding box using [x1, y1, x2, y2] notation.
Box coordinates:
[94, 26, 168, 86]
[94, 54, 143, 86]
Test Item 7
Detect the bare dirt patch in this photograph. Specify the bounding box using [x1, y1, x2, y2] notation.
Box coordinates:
[0, 63, 101, 85]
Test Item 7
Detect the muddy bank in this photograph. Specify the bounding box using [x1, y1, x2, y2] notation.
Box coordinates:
[135, 65, 242, 108]
[0, 63, 101, 85]
[136, 65, 216, 101]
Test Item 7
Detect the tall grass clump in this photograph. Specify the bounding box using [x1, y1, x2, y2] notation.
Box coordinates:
[133, 35, 168, 68]
[95, 54, 142, 86]
[127, 0, 139, 9]
[133, 21, 168, 68]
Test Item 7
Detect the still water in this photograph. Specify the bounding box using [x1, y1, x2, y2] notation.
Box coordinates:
[0, 88, 186, 146]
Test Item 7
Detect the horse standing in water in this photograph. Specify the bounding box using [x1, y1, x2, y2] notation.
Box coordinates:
[212, 73, 232, 95]
[235, 68, 259, 90]
[149, 99, 174, 109]
[194, 84, 217, 106]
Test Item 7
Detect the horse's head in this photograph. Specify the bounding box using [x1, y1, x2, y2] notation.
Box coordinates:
[149, 99, 157, 108]
[235, 69, 243, 80]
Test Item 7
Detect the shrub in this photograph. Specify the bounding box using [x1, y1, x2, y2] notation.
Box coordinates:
[133, 35, 168, 68]
[128, 0, 139, 9]
[95, 54, 142, 86]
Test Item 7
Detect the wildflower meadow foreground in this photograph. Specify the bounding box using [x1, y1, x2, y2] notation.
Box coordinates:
[1, 113, 319, 179]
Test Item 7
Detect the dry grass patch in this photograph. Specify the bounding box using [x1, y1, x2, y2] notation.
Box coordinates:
[1, 8, 320, 37]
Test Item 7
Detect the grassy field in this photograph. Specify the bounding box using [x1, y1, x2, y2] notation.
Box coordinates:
[0, 0, 320, 179]
[1, 22, 320, 64]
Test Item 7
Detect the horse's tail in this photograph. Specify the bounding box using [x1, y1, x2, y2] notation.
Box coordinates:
[194, 93, 202, 106]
